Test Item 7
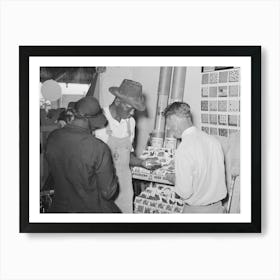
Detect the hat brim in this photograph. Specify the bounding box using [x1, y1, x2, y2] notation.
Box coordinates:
[68, 100, 108, 129]
[109, 87, 146, 111]
[88, 113, 108, 129]
[68, 102, 108, 129]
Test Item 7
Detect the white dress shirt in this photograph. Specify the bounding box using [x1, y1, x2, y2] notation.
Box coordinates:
[95, 107, 135, 150]
[175, 126, 227, 206]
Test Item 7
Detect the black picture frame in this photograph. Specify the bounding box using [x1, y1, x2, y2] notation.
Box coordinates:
[20, 46, 261, 233]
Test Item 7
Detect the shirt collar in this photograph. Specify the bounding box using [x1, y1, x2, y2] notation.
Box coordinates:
[103, 106, 129, 124]
[181, 126, 196, 139]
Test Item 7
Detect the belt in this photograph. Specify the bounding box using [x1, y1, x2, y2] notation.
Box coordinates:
[184, 200, 222, 207]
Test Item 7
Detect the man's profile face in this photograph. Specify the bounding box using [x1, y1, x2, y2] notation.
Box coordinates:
[119, 102, 135, 119]
[166, 114, 181, 139]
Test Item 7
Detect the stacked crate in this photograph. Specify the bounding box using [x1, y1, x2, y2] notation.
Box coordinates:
[134, 184, 184, 214]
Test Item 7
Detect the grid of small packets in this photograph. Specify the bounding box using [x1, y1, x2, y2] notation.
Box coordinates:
[200, 68, 240, 137]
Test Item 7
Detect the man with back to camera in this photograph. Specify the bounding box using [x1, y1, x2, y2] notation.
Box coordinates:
[95, 79, 160, 213]
[45, 96, 120, 213]
[164, 102, 227, 213]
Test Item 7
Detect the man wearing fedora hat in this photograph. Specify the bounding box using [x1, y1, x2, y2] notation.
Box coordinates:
[95, 79, 159, 213]
[45, 96, 120, 213]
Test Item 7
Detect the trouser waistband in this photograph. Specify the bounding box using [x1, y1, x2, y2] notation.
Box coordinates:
[183, 201, 225, 213]
[184, 201, 222, 207]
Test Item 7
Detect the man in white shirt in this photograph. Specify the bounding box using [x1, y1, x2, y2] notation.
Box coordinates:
[95, 79, 159, 213]
[164, 102, 227, 213]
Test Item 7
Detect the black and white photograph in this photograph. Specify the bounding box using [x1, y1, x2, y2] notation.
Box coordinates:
[3, 1, 280, 279]
[40, 66, 240, 215]
[20, 46, 260, 232]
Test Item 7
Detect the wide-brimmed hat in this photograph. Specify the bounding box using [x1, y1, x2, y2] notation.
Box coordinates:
[109, 79, 146, 111]
[73, 96, 107, 129]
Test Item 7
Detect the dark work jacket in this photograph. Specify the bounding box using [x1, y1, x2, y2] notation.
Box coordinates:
[45, 124, 120, 213]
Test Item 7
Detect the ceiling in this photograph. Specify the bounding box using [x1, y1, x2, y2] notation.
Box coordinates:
[40, 67, 96, 84]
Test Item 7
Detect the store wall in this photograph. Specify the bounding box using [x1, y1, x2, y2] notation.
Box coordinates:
[131, 67, 160, 155]
[183, 67, 202, 129]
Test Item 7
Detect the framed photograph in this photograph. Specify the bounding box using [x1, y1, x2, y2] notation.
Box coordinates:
[20, 46, 261, 233]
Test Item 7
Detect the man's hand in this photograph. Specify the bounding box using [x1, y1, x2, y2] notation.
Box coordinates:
[141, 157, 162, 170]
[165, 172, 175, 184]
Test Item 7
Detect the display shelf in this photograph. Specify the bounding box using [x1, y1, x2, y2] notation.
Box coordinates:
[134, 184, 183, 214]
[200, 68, 240, 137]
[132, 168, 174, 185]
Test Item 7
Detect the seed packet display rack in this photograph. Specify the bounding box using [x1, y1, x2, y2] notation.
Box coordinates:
[132, 147, 182, 214]
[200, 67, 240, 137]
